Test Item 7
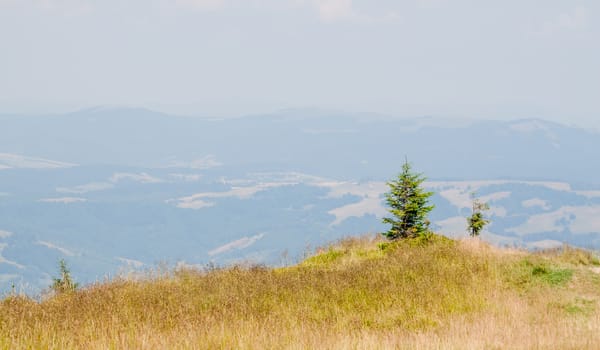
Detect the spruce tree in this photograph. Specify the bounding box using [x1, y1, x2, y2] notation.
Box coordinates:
[382, 160, 434, 240]
[51, 259, 78, 294]
[467, 193, 490, 237]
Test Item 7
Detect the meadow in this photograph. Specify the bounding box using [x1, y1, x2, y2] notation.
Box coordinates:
[2, 234, 599, 349]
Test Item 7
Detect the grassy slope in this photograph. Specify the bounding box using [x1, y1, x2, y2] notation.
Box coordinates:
[1, 234, 600, 349]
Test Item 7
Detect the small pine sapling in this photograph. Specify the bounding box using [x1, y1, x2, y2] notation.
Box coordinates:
[467, 193, 490, 237]
[51, 259, 79, 294]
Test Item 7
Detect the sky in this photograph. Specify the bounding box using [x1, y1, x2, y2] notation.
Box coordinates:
[1, 0, 599, 127]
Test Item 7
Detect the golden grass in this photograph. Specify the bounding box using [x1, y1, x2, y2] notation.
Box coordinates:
[1, 235, 599, 349]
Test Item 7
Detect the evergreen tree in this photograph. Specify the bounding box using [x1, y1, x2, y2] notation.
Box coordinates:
[467, 193, 490, 237]
[51, 259, 78, 294]
[382, 160, 434, 240]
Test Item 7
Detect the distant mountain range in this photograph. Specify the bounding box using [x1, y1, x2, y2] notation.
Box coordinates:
[1, 108, 599, 294]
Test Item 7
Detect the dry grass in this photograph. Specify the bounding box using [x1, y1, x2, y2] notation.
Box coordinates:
[1, 234, 599, 349]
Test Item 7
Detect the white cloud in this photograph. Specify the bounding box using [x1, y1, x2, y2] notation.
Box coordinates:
[428, 180, 592, 211]
[482, 191, 511, 202]
[316, 181, 387, 226]
[302, 128, 358, 135]
[522, 198, 551, 210]
[0, 274, 19, 283]
[169, 173, 202, 182]
[36, 241, 77, 256]
[57, 182, 114, 194]
[175, 261, 205, 270]
[426, 180, 573, 193]
[56, 172, 162, 195]
[438, 188, 471, 209]
[488, 206, 507, 218]
[172, 182, 295, 209]
[110, 172, 163, 184]
[328, 196, 386, 226]
[0, 230, 13, 239]
[116, 257, 145, 269]
[435, 216, 467, 237]
[170, 172, 321, 209]
[208, 233, 265, 256]
[0, 153, 76, 170]
[427, 181, 509, 209]
[0, 243, 25, 269]
[167, 155, 222, 169]
[248, 171, 326, 184]
[437, 188, 510, 210]
[507, 206, 600, 236]
[38, 197, 87, 204]
[176, 199, 215, 209]
[574, 191, 600, 199]
[316, 180, 387, 199]
[531, 182, 573, 192]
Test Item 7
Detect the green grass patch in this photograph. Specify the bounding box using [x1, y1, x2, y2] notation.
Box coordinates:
[550, 297, 595, 316]
[532, 265, 573, 286]
[506, 259, 573, 289]
[301, 249, 345, 266]
[377, 241, 393, 252]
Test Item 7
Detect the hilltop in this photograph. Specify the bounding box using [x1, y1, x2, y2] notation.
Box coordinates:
[1, 234, 600, 349]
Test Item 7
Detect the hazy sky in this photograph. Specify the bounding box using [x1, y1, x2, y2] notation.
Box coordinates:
[1, 0, 598, 127]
